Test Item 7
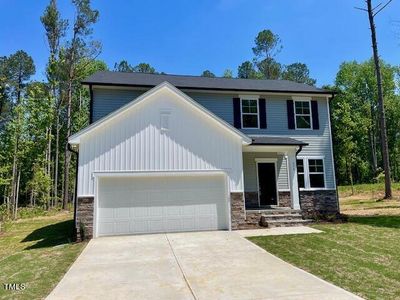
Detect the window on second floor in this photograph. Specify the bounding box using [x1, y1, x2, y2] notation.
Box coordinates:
[296, 158, 325, 189]
[294, 100, 312, 129]
[241, 99, 259, 129]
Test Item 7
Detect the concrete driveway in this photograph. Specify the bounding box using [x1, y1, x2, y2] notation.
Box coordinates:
[48, 231, 361, 300]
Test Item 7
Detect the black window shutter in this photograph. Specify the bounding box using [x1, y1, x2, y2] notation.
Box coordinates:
[259, 98, 267, 129]
[233, 97, 241, 128]
[287, 100, 295, 129]
[311, 100, 319, 130]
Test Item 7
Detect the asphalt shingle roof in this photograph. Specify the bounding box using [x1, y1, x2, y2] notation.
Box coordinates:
[82, 71, 332, 94]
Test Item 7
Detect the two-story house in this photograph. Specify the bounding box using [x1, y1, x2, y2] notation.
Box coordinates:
[69, 71, 338, 238]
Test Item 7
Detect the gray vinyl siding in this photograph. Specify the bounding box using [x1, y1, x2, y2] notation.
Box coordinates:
[243, 152, 289, 191]
[92, 88, 145, 122]
[91, 87, 335, 190]
[184, 92, 234, 125]
[185, 93, 335, 189]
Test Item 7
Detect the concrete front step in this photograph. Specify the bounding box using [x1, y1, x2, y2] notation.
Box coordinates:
[261, 213, 304, 221]
[258, 209, 302, 215]
[261, 218, 313, 228]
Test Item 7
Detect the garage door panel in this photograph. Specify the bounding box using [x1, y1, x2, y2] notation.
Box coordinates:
[98, 222, 114, 235]
[148, 206, 163, 217]
[97, 174, 228, 236]
[182, 205, 196, 216]
[98, 208, 113, 219]
[115, 221, 130, 233]
[147, 219, 164, 232]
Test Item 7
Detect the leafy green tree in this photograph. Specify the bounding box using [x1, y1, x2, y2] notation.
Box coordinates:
[200, 70, 216, 78]
[282, 63, 316, 85]
[114, 61, 156, 73]
[0, 56, 11, 120]
[252, 29, 282, 79]
[114, 60, 134, 72]
[27, 161, 52, 207]
[133, 63, 155, 73]
[0, 51, 36, 218]
[41, 0, 68, 60]
[332, 59, 398, 185]
[256, 58, 282, 80]
[61, 0, 100, 209]
[252, 29, 282, 59]
[41, 0, 68, 206]
[23, 83, 53, 208]
[237, 61, 259, 79]
[222, 69, 233, 78]
[6, 51, 35, 105]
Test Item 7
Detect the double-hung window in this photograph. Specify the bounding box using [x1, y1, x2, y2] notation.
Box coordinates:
[294, 100, 312, 129]
[241, 98, 259, 128]
[296, 158, 325, 189]
[297, 159, 305, 188]
[308, 159, 325, 188]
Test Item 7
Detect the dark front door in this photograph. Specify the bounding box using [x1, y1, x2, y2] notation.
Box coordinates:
[257, 163, 278, 206]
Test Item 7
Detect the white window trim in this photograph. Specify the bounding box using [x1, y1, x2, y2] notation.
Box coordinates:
[294, 99, 312, 130]
[240, 96, 260, 129]
[297, 156, 327, 191]
[297, 158, 306, 189]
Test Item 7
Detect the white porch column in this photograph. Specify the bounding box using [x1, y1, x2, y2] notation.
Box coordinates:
[287, 149, 300, 209]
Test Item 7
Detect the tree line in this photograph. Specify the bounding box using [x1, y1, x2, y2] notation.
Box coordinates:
[0, 1, 398, 221]
[0, 0, 107, 219]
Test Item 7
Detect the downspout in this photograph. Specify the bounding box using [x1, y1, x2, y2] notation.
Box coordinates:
[68, 143, 79, 239]
[296, 145, 303, 156]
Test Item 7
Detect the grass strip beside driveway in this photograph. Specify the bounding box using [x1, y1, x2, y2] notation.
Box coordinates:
[248, 216, 400, 300]
[0, 213, 86, 300]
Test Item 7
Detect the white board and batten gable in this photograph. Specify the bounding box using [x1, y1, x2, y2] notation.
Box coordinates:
[69, 82, 251, 197]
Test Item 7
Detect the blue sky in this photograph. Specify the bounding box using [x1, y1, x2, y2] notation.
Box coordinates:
[1, 0, 399, 86]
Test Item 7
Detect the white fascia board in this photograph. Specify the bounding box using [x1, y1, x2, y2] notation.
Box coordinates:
[243, 145, 300, 153]
[69, 81, 251, 145]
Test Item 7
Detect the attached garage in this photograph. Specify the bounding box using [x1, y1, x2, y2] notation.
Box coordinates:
[95, 173, 229, 236]
[70, 82, 251, 238]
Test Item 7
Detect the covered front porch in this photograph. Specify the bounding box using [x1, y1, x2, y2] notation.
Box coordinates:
[242, 136, 308, 212]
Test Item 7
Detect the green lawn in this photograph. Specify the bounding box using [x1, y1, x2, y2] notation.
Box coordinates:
[339, 183, 400, 216]
[249, 183, 400, 299]
[249, 215, 400, 299]
[338, 182, 400, 197]
[0, 213, 86, 300]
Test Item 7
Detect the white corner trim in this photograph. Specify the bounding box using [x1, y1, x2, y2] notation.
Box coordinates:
[326, 96, 337, 189]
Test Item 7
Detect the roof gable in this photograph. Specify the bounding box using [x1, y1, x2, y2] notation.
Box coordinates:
[69, 81, 252, 145]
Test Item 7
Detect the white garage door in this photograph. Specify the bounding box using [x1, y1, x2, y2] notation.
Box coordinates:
[96, 174, 229, 236]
